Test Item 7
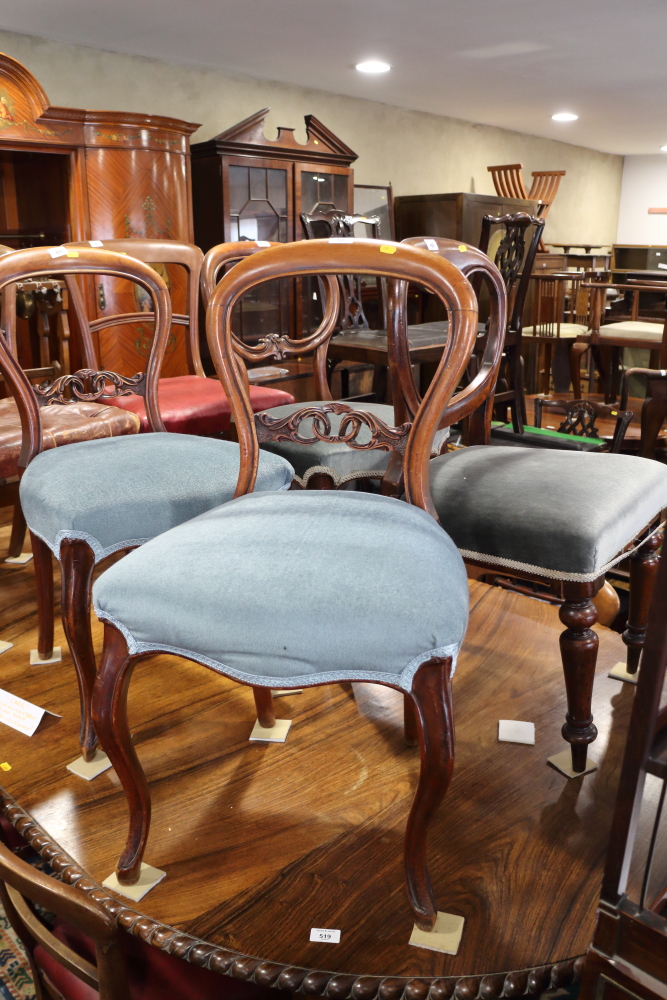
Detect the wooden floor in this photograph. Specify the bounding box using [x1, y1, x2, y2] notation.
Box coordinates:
[0, 513, 661, 996]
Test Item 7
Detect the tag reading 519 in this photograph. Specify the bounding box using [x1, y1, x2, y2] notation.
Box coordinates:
[310, 927, 341, 943]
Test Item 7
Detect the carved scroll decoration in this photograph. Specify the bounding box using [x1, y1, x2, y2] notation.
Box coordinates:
[255, 402, 411, 454]
[556, 401, 600, 439]
[0, 792, 583, 1000]
[33, 368, 146, 407]
[494, 225, 526, 289]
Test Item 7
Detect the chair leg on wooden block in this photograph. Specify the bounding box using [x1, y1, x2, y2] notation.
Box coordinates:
[30, 531, 54, 659]
[403, 693, 418, 747]
[623, 532, 662, 676]
[558, 582, 600, 774]
[92, 623, 149, 886]
[403, 656, 455, 932]
[7, 503, 27, 558]
[253, 687, 276, 729]
[60, 538, 99, 762]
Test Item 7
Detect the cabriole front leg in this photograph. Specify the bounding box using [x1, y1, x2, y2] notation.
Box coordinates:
[60, 538, 98, 761]
[623, 531, 661, 676]
[92, 622, 150, 886]
[403, 656, 455, 931]
[559, 581, 600, 774]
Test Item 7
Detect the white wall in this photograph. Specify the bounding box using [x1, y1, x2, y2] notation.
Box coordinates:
[616, 155, 667, 244]
[0, 27, 624, 246]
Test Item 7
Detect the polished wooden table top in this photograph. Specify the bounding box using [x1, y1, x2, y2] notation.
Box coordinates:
[327, 322, 487, 366]
[0, 536, 659, 997]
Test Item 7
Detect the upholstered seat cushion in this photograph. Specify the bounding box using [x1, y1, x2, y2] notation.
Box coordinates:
[429, 446, 667, 580]
[258, 401, 447, 480]
[93, 491, 469, 689]
[106, 375, 296, 435]
[522, 322, 588, 339]
[20, 434, 293, 563]
[490, 423, 606, 451]
[598, 321, 664, 342]
[0, 397, 139, 482]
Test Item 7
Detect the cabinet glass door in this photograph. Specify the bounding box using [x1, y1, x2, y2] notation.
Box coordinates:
[224, 158, 292, 345]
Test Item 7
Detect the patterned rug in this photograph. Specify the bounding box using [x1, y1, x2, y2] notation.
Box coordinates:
[0, 903, 34, 1000]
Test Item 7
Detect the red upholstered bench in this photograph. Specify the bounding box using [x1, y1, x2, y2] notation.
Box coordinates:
[106, 376, 295, 435]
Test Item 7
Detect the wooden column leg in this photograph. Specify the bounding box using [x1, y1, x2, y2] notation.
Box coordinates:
[623, 532, 662, 676]
[92, 622, 149, 886]
[7, 503, 26, 558]
[253, 687, 275, 729]
[569, 343, 588, 398]
[403, 693, 418, 747]
[60, 538, 98, 761]
[403, 656, 455, 931]
[559, 582, 600, 773]
[30, 531, 54, 659]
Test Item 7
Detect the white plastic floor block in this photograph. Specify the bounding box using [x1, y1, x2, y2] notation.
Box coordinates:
[608, 661, 639, 685]
[67, 749, 113, 781]
[5, 553, 33, 565]
[0, 641, 13, 655]
[271, 689, 303, 697]
[409, 911, 465, 955]
[498, 720, 535, 745]
[30, 647, 62, 665]
[249, 718, 292, 742]
[547, 748, 598, 779]
[102, 863, 166, 901]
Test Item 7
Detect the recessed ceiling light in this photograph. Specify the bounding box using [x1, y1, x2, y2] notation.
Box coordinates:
[552, 112, 578, 122]
[356, 60, 391, 74]
[661, 145, 667, 152]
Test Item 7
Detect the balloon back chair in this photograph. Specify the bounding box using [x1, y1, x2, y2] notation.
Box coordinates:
[0, 247, 294, 764]
[65, 238, 295, 435]
[202, 239, 407, 491]
[90, 238, 494, 932]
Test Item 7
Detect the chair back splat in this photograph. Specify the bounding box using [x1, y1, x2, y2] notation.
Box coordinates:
[206, 238, 484, 516]
[579, 540, 667, 999]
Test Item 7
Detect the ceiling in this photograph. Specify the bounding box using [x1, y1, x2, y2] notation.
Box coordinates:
[0, 0, 665, 155]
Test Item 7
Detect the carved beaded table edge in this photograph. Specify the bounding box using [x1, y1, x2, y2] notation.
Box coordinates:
[0, 790, 582, 998]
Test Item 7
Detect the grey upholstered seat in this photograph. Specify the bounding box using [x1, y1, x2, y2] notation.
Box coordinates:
[21, 434, 293, 563]
[93, 490, 469, 688]
[258, 400, 447, 482]
[429, 447, 667, 580]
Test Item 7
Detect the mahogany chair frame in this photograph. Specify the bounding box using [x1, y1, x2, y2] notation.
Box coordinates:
[0, 838, 129, 1000]
[621, 366, 667, 461]
[579, 540, 667, 1000]
[478, 212, 545, 432]
[64, 238, 205, 378]
[91, 238, 494, 932]
[533, 397, 634, 453]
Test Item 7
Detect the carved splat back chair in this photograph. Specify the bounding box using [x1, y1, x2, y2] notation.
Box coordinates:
[579, 540, 667, 1000]
[202, 238, 402, 491]
[533, 398, 633, 453]
[0, 246, 293, 763]
[90, 238, 488, 932]
[0, 836, 286, 1000]
[487, 163, 565, 251]
[65, 239, 295, 436]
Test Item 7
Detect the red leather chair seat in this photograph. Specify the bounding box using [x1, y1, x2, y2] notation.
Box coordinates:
[106, 376, 295, 435]
[0, 398, 140, 481]
[35, 917, 289, 1000]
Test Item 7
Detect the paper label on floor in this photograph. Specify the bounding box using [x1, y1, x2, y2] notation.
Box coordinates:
[310, 927, 341, 943]
[30, 647, 62, 666]
[0, 688, 55, 737]
[67, 749, 113, 781]
[498, 720, 535, 745]
[102, 863, 166, 901]
[249, 718, 291, 742]
[0, 641, 13, 655]
[409, 911, 465, 955]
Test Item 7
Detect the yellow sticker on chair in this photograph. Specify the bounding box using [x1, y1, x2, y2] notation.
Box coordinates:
[380, 245, 397, 254]
[66, 251, 79, 258]
[458, 245, 467, 252]
[1, 762, 11, 771]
